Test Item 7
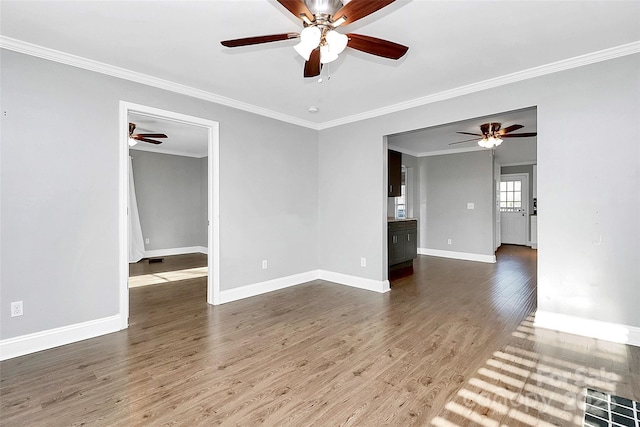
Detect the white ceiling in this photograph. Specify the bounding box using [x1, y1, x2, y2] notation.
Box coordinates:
[388, 106, 537, 164]
[128, 113, 209, 158]
[1, 0, 638, 130]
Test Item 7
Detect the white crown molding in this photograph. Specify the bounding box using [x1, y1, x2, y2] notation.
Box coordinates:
[500, 161, 537, 167]
[130, 144, 207, 159]
[318, 41, 640, 130]
[0, 36, 320, 130]
[388, 144, 485, 158]
[2, 36, 638, 131]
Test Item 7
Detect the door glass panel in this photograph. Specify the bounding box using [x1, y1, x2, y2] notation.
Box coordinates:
[500, 178, 524, 212]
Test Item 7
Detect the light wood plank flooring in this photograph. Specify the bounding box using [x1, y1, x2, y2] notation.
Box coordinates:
[1, 246, 638, 426]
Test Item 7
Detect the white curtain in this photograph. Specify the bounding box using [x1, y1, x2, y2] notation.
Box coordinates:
[128, 156, 146, 263]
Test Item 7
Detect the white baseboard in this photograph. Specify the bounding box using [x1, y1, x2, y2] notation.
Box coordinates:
[2, 269, 390, 359]
[219, 269, 390, 304]
[219, 271, 319, 304]
[144, 246, 207, 258]
[534, 310, 640, 347]
[318, 270, 390, 294]
[418, 248, 496, 263]
[0, 315, 122, 361]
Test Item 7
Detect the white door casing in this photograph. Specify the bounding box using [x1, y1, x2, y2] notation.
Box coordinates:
[119, 101, 220, 330]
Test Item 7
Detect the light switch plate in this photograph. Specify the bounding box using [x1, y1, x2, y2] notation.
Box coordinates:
[467, 203, 475, 210]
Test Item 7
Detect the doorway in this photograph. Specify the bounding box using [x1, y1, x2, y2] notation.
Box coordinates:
[499, 173, 529, 245]
[118, 101, 220, 329]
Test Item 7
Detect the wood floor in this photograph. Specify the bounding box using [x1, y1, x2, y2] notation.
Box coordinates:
[1, 246, 638, 426]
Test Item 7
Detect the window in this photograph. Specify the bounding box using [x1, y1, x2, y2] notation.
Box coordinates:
[395, 166, 407, 218]
[500, 180, 522, 212]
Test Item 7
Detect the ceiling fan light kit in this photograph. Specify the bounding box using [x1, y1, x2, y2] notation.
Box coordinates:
[221, 0, 408, 78]
[449, 122, 537, 148]
[478, 136, 503, 148]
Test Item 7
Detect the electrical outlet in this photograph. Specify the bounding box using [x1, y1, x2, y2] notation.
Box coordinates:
[11, 301, 23, 317]
[447, 239, 452, 245]
[360, 257, 366, 267]
[262, 260, 268, 269]
[145, 238, 150, 244]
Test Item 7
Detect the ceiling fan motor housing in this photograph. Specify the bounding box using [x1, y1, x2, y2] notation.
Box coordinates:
[304, 0, 344, 16]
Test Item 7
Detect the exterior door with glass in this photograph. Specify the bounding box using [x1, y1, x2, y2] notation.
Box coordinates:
[500, 174, 529, 245]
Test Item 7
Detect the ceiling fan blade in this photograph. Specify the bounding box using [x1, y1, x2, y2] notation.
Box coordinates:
[346, 33, 408, 60]
[501, 133, 537, 138]
[221, 33, 299, 48]
[135, 133, 167, 138]
[304, 48, 321, 78]
[498, 124, 524, 135]
[449, 138, 479, 146]
[135, 137, 164, 145]
[456, 131, 483, 137]
[276, 0, 313, 22]
[333, 0, 395, 26]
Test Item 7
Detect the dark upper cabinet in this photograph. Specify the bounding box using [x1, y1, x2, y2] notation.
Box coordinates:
[388, 149, 402, 197]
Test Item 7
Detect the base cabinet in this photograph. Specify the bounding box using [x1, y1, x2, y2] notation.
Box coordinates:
[388, 220, 418, 266]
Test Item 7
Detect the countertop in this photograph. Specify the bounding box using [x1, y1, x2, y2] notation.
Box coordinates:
[387, 217, 418, 222]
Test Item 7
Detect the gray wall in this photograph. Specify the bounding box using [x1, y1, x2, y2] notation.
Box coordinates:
[1, 48, 638, 343]
[1, 49, 318, 340]
[419, 151, 494, 254]
[318, 53, 640, 329]
[130, 151, 207, 251]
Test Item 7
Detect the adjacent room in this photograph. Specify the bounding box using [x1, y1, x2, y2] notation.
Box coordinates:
[127, 113, 210, 295]
[1, 1, 638, 425]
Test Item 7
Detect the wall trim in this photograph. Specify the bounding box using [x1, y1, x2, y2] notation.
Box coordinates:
[2, 36, 638, 131]
[318, 270, 391, 294]
[318, 41, 640, 129]
[418, 248, 496, 263]
[219, 269, 390, 304]
[130, 144, 206, 159]
[0, 315, 121, 361]
[2, 269, 389, 359]
[534, 310, 640, 348]
[0, 36, 319, 130]
[219, 271, 320, 304]
[143, 246, 207, 258]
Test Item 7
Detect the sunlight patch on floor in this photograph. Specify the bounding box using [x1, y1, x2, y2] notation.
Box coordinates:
[430, 313, 627, 427]
[128, 267, 207, 288]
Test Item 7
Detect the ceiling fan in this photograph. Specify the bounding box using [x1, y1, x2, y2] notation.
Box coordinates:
[128, 123, 167, 146]
[220, 0, 408, 78]
[449, 123, 537, 148]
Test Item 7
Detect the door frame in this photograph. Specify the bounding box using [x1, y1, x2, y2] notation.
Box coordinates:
[118, 101, 221, 329]
[499, 173, 529, 245]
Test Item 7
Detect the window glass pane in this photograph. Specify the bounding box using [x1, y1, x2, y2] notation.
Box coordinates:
[507, 202, 513, 207]
[515, 193, 521, 202]
[507, 192, 513, 202]
[507, 181, 513, 191]
[515, 202, 521, 208]
[500, 182, 507, 191]
[515, 181, 521, 191]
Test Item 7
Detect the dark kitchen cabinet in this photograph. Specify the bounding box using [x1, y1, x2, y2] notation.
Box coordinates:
[388, 149, 402, 197]
[388, 220, 417, 266]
